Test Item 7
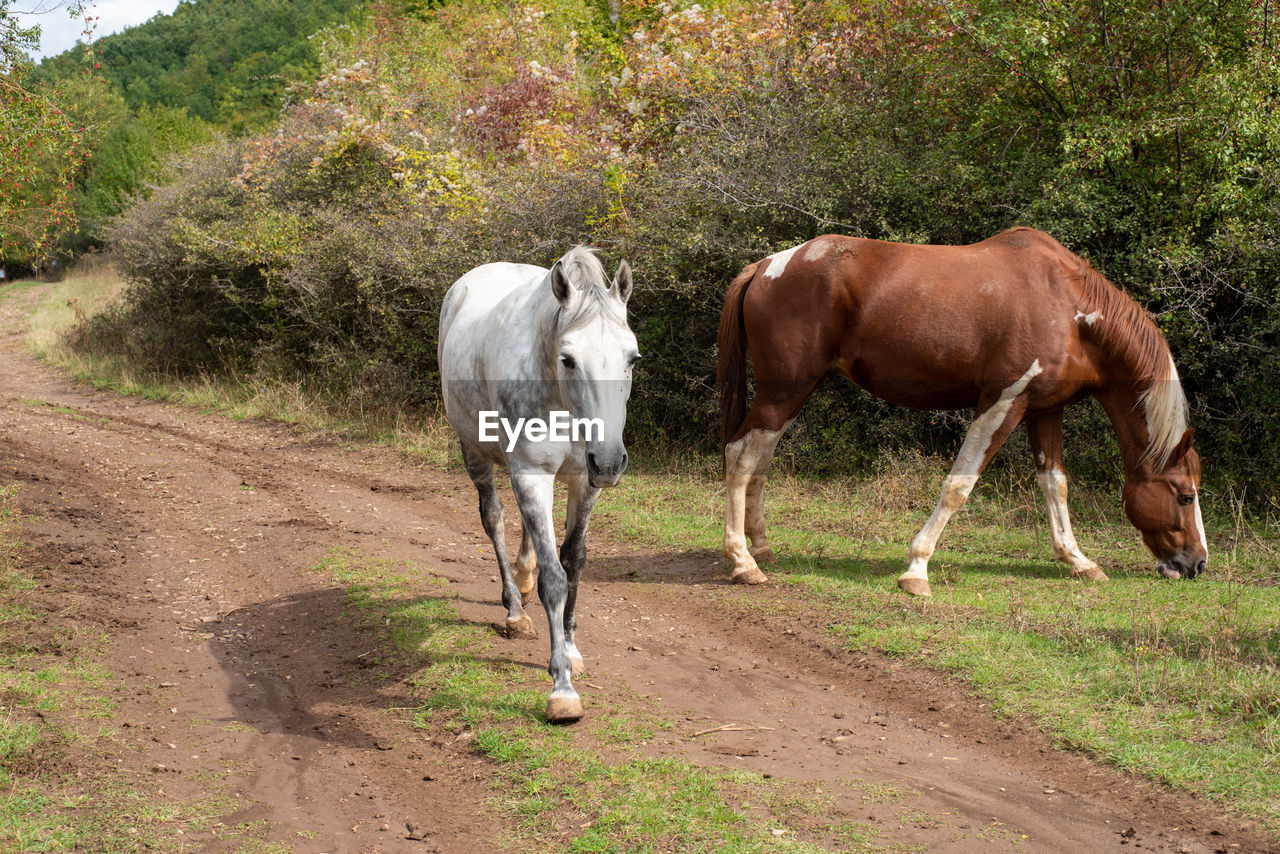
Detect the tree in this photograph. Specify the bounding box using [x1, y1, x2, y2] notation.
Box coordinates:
[0, 0, 90, 267]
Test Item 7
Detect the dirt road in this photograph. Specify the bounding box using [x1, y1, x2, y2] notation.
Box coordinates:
[1, 284, 1271, 853]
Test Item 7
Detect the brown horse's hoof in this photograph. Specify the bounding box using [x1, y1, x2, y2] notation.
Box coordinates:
[897, 576, 933, 597]
[520, 588, 535, 607]
[569, 654, 585, 677]
[750, 546, 777, 564]
[1071, 565, 1109, 581]
[505, 614, 537, 639]
[546, 692, 584, 724]
[731, 565, 769, 585]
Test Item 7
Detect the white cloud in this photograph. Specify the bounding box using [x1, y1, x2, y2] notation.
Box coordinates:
[9, 0, 181, 61]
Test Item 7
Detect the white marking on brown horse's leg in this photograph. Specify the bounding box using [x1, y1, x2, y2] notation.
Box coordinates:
[1037, 469, 1107, 581]
[898, 361, 1043, 597]
[744, 418, 791, 565]
[724, 425, 788, 584]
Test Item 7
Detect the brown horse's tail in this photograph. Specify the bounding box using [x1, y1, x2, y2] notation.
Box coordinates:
[717, 261, 759, 455]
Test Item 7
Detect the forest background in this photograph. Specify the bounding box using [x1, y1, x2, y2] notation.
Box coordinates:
[3, 0, 1278, 496]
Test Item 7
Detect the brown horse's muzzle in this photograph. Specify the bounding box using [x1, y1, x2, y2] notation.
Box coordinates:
[1157, 552, 1207, 580]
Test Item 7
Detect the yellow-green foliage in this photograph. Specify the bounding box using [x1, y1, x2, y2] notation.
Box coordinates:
[95, 0, 1280, 493]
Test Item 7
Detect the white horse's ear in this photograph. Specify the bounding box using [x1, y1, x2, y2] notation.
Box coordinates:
[613, 259, 633, 304]
[551, 260, 573, 306]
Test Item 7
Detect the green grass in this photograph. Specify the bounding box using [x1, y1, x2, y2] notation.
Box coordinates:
[591, 465, 1280, 835]
[312, 547, 881, 853]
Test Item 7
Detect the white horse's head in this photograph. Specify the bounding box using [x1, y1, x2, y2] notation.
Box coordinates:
[546, 247, 638, 488]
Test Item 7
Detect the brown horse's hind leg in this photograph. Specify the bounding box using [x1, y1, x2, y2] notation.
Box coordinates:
[724, 424, 790, 584]
[898, 361, 1042, 596]
[1025, 411, 1107, 581]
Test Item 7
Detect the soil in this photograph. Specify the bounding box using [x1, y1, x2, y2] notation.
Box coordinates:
[0, 283, 1273, 854]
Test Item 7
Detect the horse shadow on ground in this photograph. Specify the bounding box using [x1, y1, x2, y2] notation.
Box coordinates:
[588, 543, 1076, 591]
[204, 583, 550, 750]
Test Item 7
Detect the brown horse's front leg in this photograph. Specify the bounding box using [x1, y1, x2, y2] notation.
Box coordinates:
[1025, 411, 1107, 581]
[899, 361, 1042, 596]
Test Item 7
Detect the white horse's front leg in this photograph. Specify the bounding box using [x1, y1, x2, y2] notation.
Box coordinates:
[561, 475, 600, 678]
[511, 470, 583, 723]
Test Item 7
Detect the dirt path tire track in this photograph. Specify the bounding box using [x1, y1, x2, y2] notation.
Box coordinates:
[0, 284, 1272, 853]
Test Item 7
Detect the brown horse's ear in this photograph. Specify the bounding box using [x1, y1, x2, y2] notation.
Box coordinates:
[612, 259, 633, 304]
[1171, 428, 1194, 462]
[551, 260, 572, 306]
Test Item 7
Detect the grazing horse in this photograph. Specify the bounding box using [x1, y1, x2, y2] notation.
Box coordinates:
[439, 246, 638, 722]
[718, 227, 1207, 596]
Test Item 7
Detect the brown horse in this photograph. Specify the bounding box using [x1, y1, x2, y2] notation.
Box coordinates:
[717, 227, 1207, 596]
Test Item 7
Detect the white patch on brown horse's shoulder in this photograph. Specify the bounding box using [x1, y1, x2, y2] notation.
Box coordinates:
[1074, 310, 1101, 326]
[762, 243, 806, 280]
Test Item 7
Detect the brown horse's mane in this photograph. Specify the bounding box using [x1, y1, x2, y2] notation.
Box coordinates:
[1068, 257, 1188, 469]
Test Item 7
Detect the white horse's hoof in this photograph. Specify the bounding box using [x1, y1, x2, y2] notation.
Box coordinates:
[569, 654, 585, 677]
[897, 577, 932, 597]
[546, 691, 584, 724]
[505, 614, 537, 638]
[750, 546, 777, 563]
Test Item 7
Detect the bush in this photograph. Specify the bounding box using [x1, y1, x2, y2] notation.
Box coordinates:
[95, 0, 1280, 498]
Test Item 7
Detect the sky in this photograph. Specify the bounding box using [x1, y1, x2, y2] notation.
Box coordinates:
[8, 0, 181, 60]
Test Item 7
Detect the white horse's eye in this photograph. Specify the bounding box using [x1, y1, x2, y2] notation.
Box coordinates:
[561, 355, 577, 370]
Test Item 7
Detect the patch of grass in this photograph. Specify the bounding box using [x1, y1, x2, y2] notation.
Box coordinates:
[590, 463, 1280, 836]
[312, 546, 865, 853]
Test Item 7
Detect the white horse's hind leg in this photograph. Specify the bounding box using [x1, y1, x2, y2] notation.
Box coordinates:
[899, 362, 1041, 596]
[724, 424, 789, 584]
[511, 470, 583, 723]
[560, 475, 600, 678]
[1026, 411, 1107, 581]
[515, 528, 537, 605]
[461, 444, 535, 637]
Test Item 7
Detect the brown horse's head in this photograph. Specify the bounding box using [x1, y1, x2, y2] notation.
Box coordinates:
[1122, 430, 1207, 579]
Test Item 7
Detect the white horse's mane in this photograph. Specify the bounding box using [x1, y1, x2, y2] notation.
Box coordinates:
[536, 247, 628, 376]
[556, 246, 625, 331]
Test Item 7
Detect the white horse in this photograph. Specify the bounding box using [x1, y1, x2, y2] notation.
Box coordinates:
[439, 246, 638, 723]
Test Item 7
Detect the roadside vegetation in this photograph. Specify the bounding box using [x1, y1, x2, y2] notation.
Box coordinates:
[592, 463, 1280, 833]
[73, 0, 1280, 497]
